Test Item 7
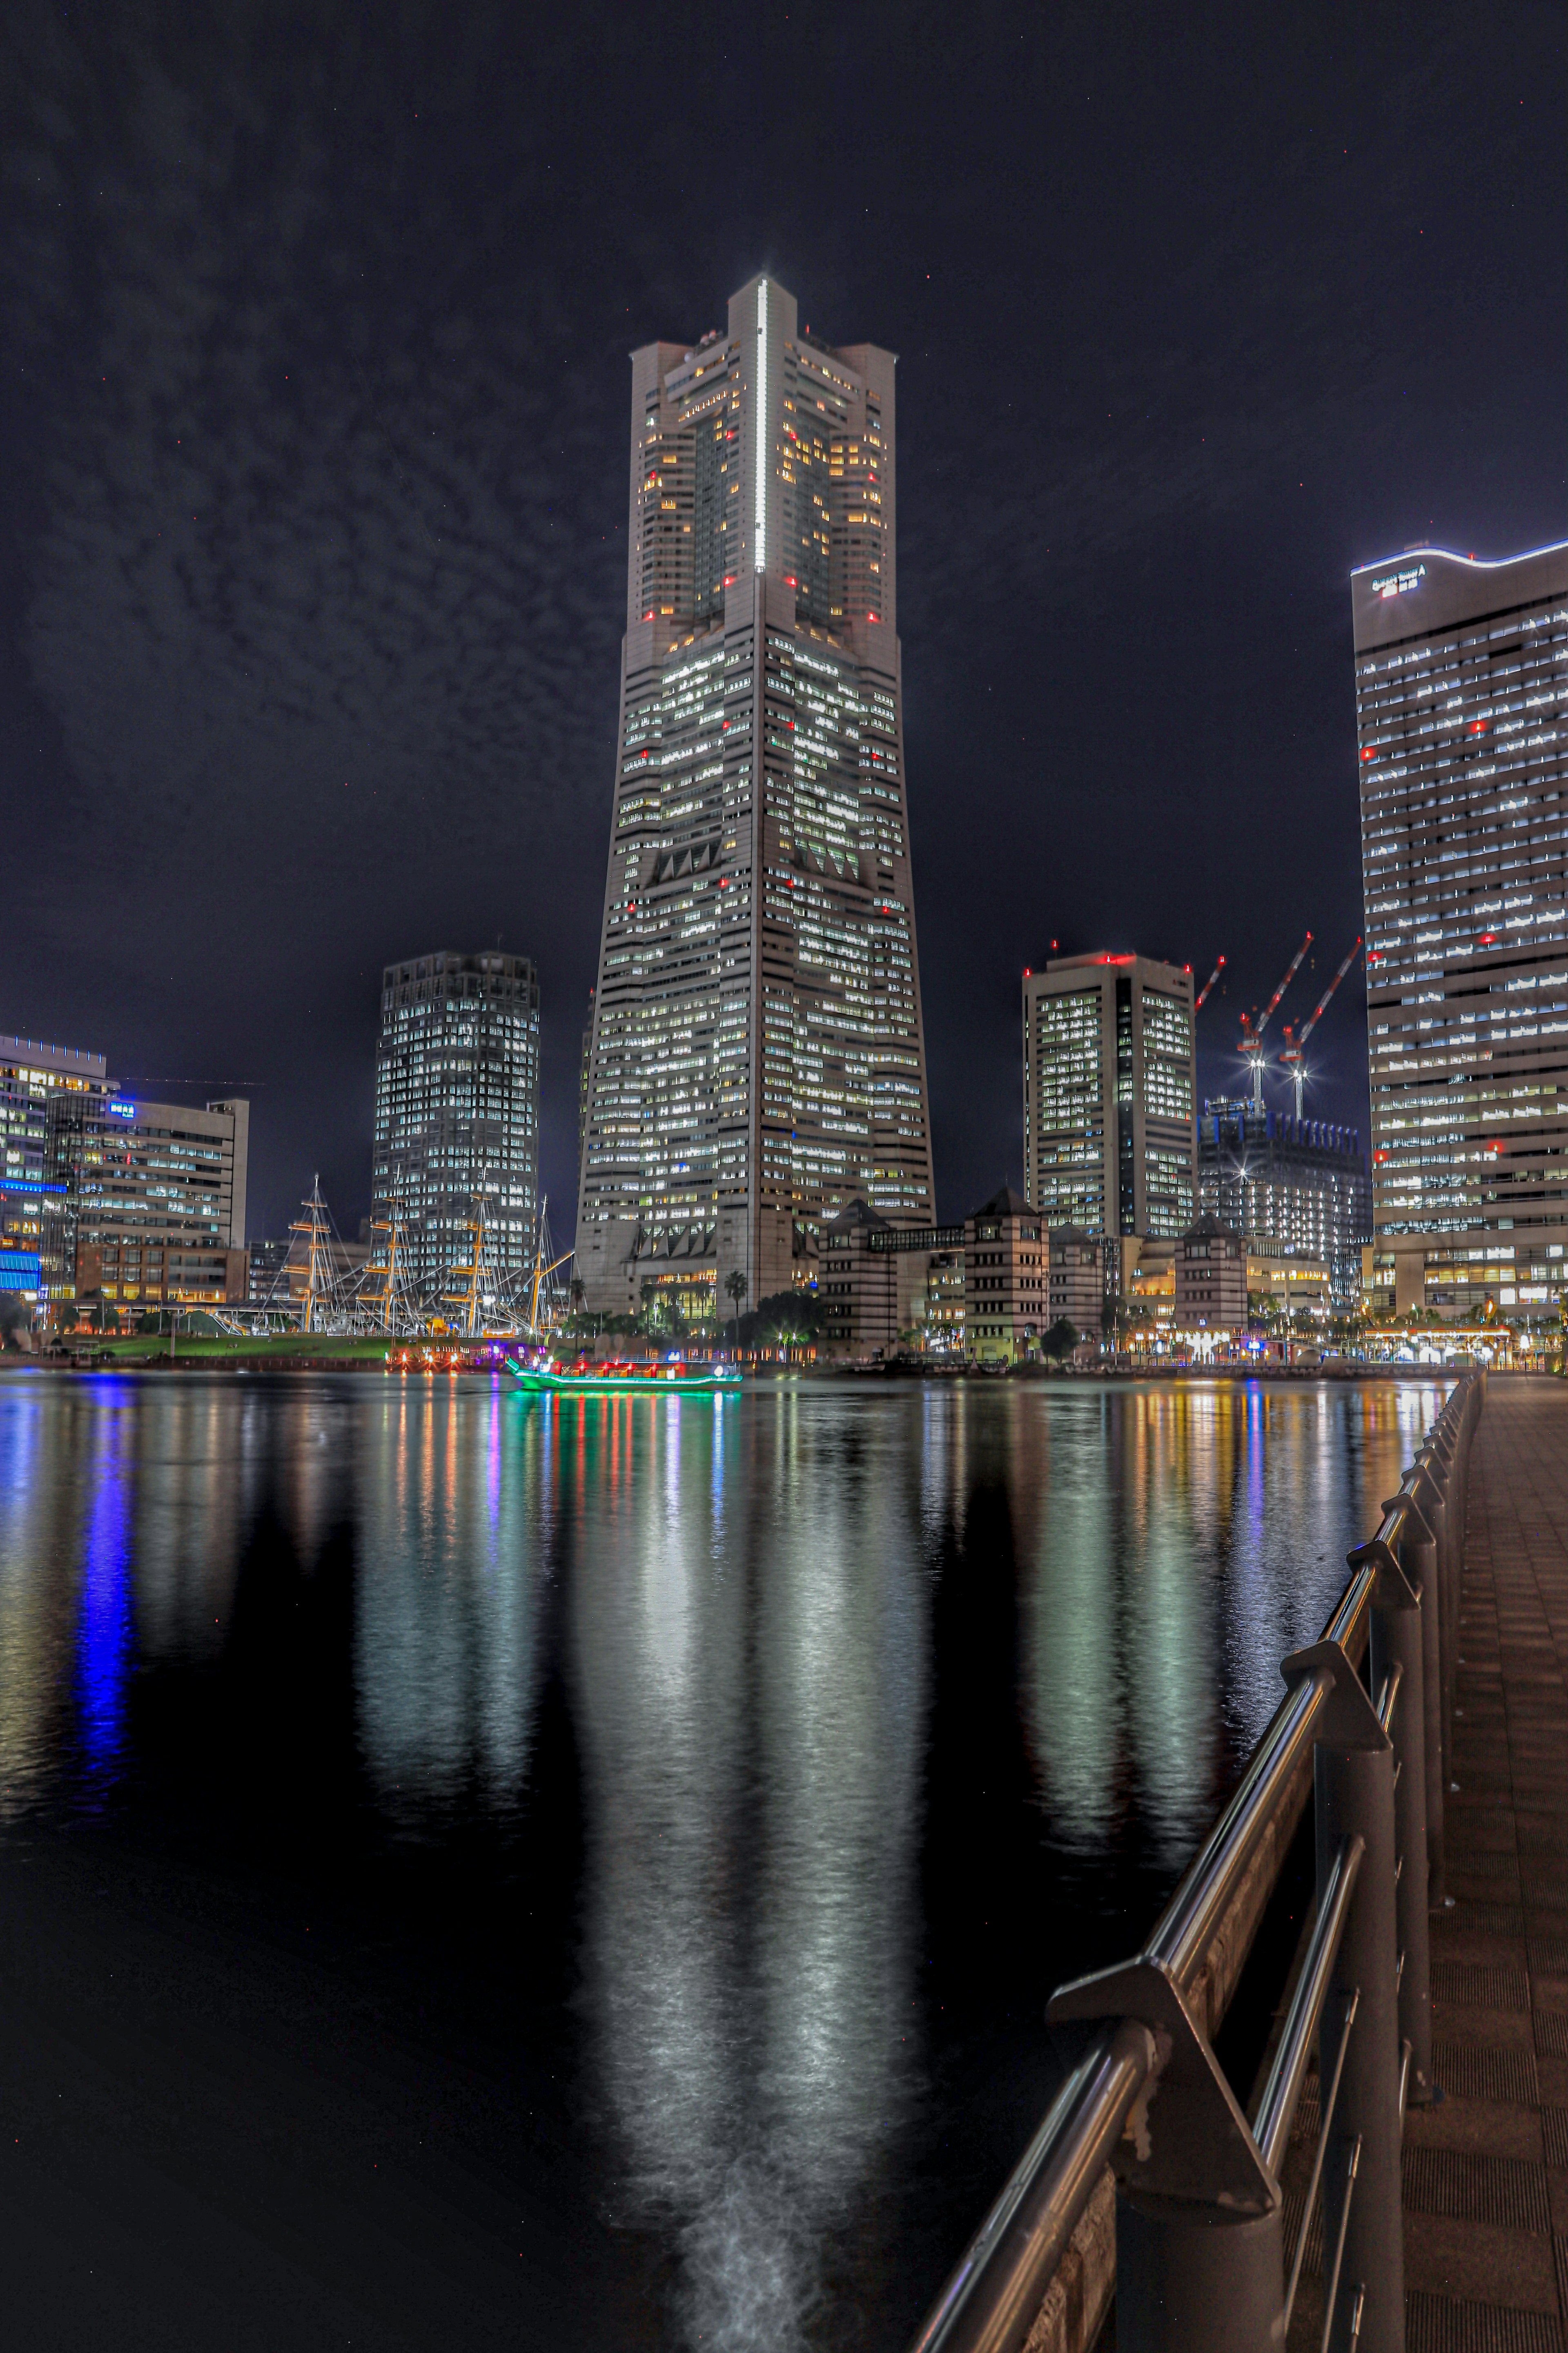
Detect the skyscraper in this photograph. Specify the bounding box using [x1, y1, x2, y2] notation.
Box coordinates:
[1021, 953, 1197, 1254]
[575, 276, 935, 1321]
[372, 951, 540, 1303]
[1354, 541, 1568, 1319]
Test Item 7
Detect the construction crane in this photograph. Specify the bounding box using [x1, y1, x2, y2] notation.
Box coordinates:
[1239, 932, 1313, 1109]
[1279, 937, 1363, 1120]
[1194, 956, 1226, 1012]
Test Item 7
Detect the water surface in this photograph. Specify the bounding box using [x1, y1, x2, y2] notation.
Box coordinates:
[0, 1372, 1442, 2351]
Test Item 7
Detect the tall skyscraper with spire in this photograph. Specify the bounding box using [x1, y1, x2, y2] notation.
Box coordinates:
[575, 275, 935, 1321]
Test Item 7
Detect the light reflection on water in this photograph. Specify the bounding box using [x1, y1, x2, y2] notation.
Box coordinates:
[0, 1370, 1443, 2351]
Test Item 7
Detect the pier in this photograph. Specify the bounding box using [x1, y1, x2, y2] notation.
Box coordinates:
[912, 1372, 1568, 2353]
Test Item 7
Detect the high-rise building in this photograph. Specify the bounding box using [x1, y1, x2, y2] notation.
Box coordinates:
[576, 276, 935, 1321]
[1355, 540, 1568, 1318]
[372, 950, 540, 1303]
[1197, 1098, 1372, 1308]
[1021, 954, 1197, 1264]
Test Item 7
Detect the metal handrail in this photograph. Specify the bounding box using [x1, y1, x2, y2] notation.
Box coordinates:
[1319, 2133, 1363, 2353]
[1254, 1836, 1365, 2175]
[1147, 1668, 1326, 1992]
[907, 1371, 1482, 2353]
[1284, 1988, 1360, 2333]
[905, 2021, 1154, 2353]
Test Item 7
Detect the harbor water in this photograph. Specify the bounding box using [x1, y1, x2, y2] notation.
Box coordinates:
[0, 1370, 1442, 2351]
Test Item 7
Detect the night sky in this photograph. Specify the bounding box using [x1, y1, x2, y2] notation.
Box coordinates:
[4, 2, 1564, 1244]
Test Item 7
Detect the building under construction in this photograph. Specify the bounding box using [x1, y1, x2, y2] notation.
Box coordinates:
[1197, 1100, 1372, 1309]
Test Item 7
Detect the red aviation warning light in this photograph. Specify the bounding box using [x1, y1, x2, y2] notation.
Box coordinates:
[1194, 955, 1226, 1012]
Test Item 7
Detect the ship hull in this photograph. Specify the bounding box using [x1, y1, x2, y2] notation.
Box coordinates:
[504, 1359, 739, 1396]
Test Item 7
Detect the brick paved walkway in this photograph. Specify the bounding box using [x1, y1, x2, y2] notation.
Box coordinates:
[1401, 1374, 1568, 2349]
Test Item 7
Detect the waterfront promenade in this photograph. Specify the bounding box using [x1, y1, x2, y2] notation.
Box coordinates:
[1401, 1374, 1568, 2343]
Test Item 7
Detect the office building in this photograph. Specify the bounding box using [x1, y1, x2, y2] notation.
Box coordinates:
[965, 1186, 1047, 1364]
[247, 1236, 295, 1309]
[1174, 1216, 1247, 1336]
[576, 274, 935, 1320]
[1356, 540, 1568, 1319]
[1198, 1098, 1372, 1309]
[373, 950, 541, 1303]
[1, 1034, 109, 1314]
[62, 1095, 249, 1320]
[1022, 954, 1197, 1264]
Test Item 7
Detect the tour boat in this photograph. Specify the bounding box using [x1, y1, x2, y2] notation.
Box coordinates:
[503, 1355, 741, 1395]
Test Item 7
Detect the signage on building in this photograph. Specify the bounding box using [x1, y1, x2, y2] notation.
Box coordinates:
[1369, 563, 1426, 601]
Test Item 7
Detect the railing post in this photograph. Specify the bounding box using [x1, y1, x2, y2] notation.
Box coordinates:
[1366, 1522, 1433, 2105]
[1396, 1488, 1445, 1908]
[1282, 1641, 1403, 2353]
[1412, 1446, 1456, 1824]
[1048, 1964, 1282, 2353]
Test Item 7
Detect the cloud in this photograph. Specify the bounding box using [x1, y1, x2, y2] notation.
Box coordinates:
[8, 18, 626, 932]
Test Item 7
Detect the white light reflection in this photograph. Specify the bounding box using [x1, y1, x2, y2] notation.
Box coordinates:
[572, 1389, 927, 2351]
[354, 1384, 545, 1821]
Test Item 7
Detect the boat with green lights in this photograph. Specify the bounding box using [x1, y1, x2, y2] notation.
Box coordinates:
[503, 1356, 741, 1395]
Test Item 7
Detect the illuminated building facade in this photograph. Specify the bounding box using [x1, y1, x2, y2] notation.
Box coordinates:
[1174, 1216, 1247, 1335]
[372, 950, 540, 1300]
[1, 1034, 108, 1313]
[1021, 954, 1197, 1265]
[1355, 540, 1568, 1318]
[1197, 1098, 1372, 1309]
[576, 275, 935, 1318]
[965, 1186, 1047, 1365]
[60, 1094, 249, 1321]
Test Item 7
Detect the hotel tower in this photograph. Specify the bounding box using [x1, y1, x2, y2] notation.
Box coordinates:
[575, 276, 935, 1321]
[1355, 540, 1568, 1320]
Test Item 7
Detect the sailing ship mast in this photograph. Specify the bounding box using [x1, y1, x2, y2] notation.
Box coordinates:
[290, 1177, 336, 1335]
[443, 1193, 488, 1340]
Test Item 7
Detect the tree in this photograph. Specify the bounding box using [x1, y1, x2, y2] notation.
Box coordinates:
[724, 1268, 747, 1349]
[1041, 1316, 1079, 1363]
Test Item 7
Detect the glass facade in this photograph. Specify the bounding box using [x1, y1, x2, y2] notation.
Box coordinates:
[373, 952, 541, 1302]
[1354, 541, 1568, 1313]
[1022, 956, 1196, 1247]
[578, 276, 934, 1313]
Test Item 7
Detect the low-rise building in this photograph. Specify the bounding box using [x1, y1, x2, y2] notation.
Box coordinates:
[820, 1200, 900, 1358]
[1364, 1238, 1568, 1327]
[1046, 1225, 1105, 1344]
[965, 1187, 1047, 1364]
[1246, 1250, 1332, 1324]
[921, 1249, 966, 1354]
[1174, 1216, 1247, 1337]
[819, 1206, 966, 1358]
